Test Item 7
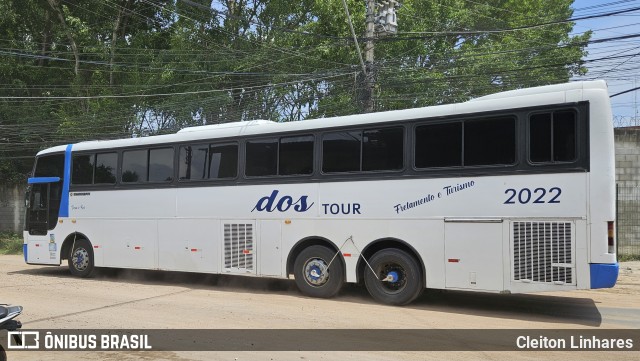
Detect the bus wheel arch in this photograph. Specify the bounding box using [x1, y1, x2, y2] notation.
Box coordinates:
[60, 232, 90, 261]
[61, 233, 95, 278]
[287, 237, 346, 299]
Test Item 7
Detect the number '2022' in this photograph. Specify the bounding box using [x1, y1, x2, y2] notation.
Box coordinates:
[504, 187, 561, 204]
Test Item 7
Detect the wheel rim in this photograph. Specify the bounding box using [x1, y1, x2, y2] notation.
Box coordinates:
[303, 258, 329, 287]
[377, 263, 408, 294]
[72, 247, 89, 271]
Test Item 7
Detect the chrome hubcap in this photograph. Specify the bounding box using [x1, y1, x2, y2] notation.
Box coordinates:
[72, 247, 89, 271]
[304, 258, 329, 286]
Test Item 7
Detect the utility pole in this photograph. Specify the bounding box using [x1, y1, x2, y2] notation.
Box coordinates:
[343, 0, 398, 113]
[635, 77, 638, 126]
[363, 0, 376, 113]
[364, 1, 399, 113]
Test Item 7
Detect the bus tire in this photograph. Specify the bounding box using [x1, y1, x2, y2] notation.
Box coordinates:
[364, 248, 423, 306]
[293, 245, 344, 299]
[68, 238, 95, 278]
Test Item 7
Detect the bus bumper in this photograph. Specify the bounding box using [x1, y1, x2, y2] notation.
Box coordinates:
[590, 263, 619, 289]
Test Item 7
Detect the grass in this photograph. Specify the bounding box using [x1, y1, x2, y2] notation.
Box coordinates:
[618, 254, 640, 262]
[0, 232, 23, 255]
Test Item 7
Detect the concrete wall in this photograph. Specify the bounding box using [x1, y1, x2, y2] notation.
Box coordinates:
[0, 184, 25, 233]
[615, 127, 640, 186]
[615, 127, 640, 256]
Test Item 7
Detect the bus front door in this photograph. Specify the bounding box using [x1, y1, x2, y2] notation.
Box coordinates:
[25, 179, 63, 264]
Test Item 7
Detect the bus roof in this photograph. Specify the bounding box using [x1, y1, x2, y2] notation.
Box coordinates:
[37, 80, 609, 155]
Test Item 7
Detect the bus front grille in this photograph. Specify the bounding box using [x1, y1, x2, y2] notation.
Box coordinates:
[512, 221, 574, 285]
[224, 223, 254, 272]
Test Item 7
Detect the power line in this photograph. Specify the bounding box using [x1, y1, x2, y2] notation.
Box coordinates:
[611, 86, 640, 97]
[391, 5, 640, 38]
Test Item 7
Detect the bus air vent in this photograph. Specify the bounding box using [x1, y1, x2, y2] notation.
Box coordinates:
[223, 223, 254, 272]
[512, 221, 574, 285]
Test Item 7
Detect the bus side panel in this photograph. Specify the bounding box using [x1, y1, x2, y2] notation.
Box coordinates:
[100, 219, 157, 270]
[69, 189, 177, 220]
[157, 219, 219, 273]
[575, 219, 590, 289]
[444, 221, 504, 291]
[26, 237, 58, 265]
[258, 219, 283, 277]
[585, 89, 617, 264]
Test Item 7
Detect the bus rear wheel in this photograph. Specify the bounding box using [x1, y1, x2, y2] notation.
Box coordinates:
[293, 245, 344, 299]
[68, 239, 95, 278]
[364, 249, 423, 305]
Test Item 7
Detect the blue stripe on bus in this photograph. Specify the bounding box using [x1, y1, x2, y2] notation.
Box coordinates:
[23, 244, 27, 263]
[27, 177, 61, 184]
[58, 144, 73, 218]
[589, 263, 619, 289]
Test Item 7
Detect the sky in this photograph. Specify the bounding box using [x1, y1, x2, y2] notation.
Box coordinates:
[571, 0, 640, 126]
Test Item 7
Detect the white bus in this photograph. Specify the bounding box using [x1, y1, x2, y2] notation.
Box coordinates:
[23, 80, 618, 305]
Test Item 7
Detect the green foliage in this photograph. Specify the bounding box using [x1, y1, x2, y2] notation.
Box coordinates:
[0, 160, 27, 183]
[372, 0, 589, 110]
[0, 232, 23, 255]
[0, 0, 590, 178]
[618, 254, 640, 262]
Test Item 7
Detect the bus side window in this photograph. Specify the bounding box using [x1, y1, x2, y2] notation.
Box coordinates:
[464, 117, 516, 166]
[323, 127, 403, 173]
[209, 143, 238, 179]
[246, 139, 278, 177]
[415, 122, 462, 168]
[122, 149, 147, 183]
[94, 152, 117, 184]
[180, 143, 238, 181]
[72, 154, 95, 185]
[552, 111, 577, 162]
[279, 135, 313, 175]
[149, 148, 174, 182]
[179, 144, 209, 181]
[530, 110, 577, 163]
[362, 127, 404, 171]
[322, 131, 361, 173]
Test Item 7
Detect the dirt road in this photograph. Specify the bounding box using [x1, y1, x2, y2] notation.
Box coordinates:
[1, 255, 638, 360]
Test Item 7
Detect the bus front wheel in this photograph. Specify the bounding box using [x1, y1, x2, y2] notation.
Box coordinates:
[68, 239, 95, 278]
[293, 245, 344, 299]
[364, 248, 423, 305]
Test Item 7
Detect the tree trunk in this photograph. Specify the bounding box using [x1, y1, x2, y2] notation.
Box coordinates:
[110, 0, 132, 86]
[46, 0, 80, 76]
[38, 10, 52, 68]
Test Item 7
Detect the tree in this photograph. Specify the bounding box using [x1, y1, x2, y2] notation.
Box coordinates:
[0, 0, 590, 179]
[371, 0, 589, 110]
